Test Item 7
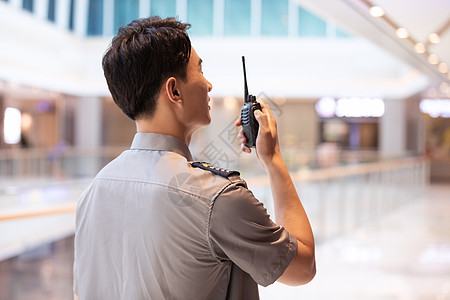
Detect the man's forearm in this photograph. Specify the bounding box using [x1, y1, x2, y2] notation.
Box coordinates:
[265, 154, 314, 250]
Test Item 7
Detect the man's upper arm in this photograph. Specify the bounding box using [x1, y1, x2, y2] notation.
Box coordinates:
[209, 182, 297, 286]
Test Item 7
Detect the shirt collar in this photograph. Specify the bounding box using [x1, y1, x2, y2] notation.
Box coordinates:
[130, 133, 193, 161]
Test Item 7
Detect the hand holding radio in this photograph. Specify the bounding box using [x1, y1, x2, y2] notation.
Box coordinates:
[237, 102, 280, 164]
[237, 57, 281, 166]
[240, 56, 261, 148]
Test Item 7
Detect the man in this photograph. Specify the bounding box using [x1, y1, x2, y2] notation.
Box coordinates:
[74, 16, 315, 300]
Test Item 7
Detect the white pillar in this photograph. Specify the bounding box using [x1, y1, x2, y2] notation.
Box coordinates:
[176, 0, 187, 22]
[213, 0, 224, 36]
[74, 0, 88, 36]
[380, 98, 407, 157]
[75, 97, 102, 148]
[139, 0, 150, 18]
[250, 0, 261, 36]
[288, 0, 298, 37]
[10, 0, 21, 9]
[75, 97, 102, 176]
[103, 0, 114, 35]
[35, 0, 48, 20]
[56, 0, 70, 30]
[326, 20, 337, 38]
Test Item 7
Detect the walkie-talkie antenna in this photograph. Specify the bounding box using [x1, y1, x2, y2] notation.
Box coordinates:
[242, 56, 249, 103]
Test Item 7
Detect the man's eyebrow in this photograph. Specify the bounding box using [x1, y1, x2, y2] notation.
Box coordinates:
[198, 58, 203, 66]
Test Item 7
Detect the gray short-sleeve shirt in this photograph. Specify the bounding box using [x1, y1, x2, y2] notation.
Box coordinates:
[74, 133, 297, 299]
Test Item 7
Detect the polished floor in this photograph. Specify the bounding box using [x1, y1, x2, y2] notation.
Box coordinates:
[260, 183, 450, 300]
[0, 183, 448, 300]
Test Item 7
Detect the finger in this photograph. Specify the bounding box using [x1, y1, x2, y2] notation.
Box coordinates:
[254, 108, 268, 128]
[235, 117, 242, 127]
[241, 143, 251, 153]
[264, 105, 274, 122]
[262, 104, 277, 130]
[264, 104, 273, 117]
[238, 129, 246, 144]
[237, 129, 251, 153]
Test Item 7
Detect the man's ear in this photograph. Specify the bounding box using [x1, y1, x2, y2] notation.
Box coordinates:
[165, 77, 182, 104]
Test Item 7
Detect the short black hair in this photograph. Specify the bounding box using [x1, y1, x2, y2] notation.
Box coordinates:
[102, 17, 191, 120]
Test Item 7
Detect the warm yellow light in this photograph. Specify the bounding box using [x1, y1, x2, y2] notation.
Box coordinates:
[428, 54, 439, 65]
[21, 113, 33, 131]
[428, 33, 440, 44]
[438, 62, 448, 74]
[396, 28, 409, 39]
[440, 82, 449, 93]
[369, 6, 384, 17]
[223, 97, 237, 110]
[414, 43, 426, 54]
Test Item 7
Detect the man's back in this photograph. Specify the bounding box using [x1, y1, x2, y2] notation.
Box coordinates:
[74, 133, 234, 299]
[74, 133, 297, 299]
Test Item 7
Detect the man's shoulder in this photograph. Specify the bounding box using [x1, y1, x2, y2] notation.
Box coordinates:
[179, 161, 247, 200]
[190, 161, 240, 179]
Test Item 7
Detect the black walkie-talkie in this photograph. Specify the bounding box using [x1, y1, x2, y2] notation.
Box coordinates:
[241, 56, 261, 148]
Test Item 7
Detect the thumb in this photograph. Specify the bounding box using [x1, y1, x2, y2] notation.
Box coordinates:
[254, 109, 268, 127]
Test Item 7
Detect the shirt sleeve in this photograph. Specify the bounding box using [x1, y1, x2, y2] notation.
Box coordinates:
[208, 181, 298, 287]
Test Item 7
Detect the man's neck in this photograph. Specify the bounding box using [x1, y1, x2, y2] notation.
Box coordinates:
[135, 120, 192, 146]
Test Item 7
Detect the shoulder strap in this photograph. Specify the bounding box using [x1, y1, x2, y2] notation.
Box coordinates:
[190, 161, 240, 179]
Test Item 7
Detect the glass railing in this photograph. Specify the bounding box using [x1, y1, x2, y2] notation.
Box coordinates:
[0, 147, 429, 261]
[248, 156, 429, 243]
[0, 146, 127, 183]
[0, 146, 385, 181]
[0, 147, 428, 227]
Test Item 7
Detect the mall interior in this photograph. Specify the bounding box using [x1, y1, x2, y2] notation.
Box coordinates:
[0, 0, 449, 299]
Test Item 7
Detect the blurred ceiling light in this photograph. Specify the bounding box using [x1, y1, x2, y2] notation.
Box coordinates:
[428, 54, 439, 65]
[396, 28, 409, 39]
[438, 62, 448, 74]
[316, 97, 386, 118]
[420, 99, 450, 118]
[4, 107, 21, 144]
[315, 97, 336, 118]
[428, 33, 440, 44]
[335, 97, 384, 117]
[369, 6, 384, 17]
[414, 43, 426, 54]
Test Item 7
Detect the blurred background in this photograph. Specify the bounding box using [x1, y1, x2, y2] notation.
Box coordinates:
[0, 0, 449, 299]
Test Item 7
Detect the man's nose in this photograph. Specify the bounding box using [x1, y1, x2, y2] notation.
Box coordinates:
[207, 80, 213, 92]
